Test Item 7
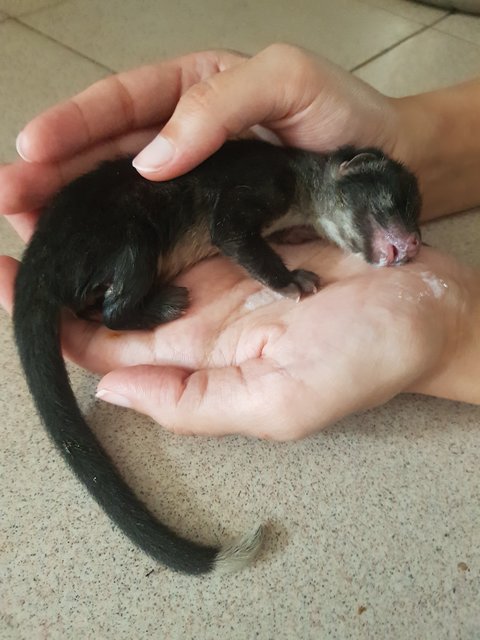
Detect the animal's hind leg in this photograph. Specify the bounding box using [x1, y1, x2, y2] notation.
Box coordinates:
[104, 283, 189, 331]
[101, 236, 189, 331]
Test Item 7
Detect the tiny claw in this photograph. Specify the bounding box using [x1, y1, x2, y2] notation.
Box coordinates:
[276, 269, 321, 302]
[291, 269, 321, 296]
[279, 283, 302, 302]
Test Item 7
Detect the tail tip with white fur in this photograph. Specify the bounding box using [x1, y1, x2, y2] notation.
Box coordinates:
[214, 524, 264, 574]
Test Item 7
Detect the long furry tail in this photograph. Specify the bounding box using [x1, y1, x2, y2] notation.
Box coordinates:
[13, 265, 262, 574]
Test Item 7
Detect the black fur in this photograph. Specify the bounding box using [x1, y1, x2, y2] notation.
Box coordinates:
[13, 139, 421, 574]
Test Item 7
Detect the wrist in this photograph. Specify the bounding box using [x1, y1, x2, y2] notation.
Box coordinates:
[409, 259, 480, 405]
[388, 78, 480, 221]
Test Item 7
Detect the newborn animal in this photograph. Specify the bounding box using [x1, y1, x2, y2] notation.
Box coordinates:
[13, 139, 421, 575]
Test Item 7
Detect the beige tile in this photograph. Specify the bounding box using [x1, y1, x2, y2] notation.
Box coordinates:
[0, 11, 6, 20]
[423, 208, 480, 269]
[355, 28, 480, 95]
[0, 20, 107, 163]
[359, 0, 448, 23]
[2, 1, 480, 637]
[435, 12, 480, 45]
[2, 379, 480, 639]
[0, 0, 64, 16]
[22, 0, 423, 71]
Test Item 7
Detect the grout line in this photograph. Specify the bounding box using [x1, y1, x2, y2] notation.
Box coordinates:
[13, 17, 114, 74]
[350, 12, 454, 72]
[356, 0, 450, 25]
[432, 18, 480, 48]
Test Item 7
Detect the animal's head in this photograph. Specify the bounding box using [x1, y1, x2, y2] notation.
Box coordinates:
[320, 147, 421, 266]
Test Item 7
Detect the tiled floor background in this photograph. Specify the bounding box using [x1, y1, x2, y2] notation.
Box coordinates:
[1, 2, 479, 639]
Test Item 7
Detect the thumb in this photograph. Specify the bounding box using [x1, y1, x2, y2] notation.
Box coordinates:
[96, 360, 297, 439]
[132, 44, 313, 180]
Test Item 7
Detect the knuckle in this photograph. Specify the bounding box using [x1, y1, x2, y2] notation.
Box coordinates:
[256, 44, 315, 99]
[261, 42, 307, 66]
[183, 79, 220, 114]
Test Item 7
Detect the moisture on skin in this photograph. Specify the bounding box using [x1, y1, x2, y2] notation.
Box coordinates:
[12, 139, 422, 575]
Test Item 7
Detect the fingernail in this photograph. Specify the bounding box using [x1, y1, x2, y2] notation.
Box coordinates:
[16, 132, 30, 162]
[96, 388, 132, 408]
[132, 135, 175, 172]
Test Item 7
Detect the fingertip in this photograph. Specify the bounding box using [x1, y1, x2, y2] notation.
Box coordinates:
[15, 120, 54, 164]
[97, 365, 225, 436]
[15, 131, 32, 162]
[16, 103, 91, 164]
[132, 128, 224, 181]
[132, 135, 175, 173]
[0, 254, 20, 270]
[95, 388, 132, 409]
[97, 364, 190, 417]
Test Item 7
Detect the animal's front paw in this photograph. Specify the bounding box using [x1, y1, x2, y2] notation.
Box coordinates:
[279, 269, 321, 301]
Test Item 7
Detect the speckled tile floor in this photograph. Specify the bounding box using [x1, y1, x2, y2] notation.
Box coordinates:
[1, 1, 479, 639]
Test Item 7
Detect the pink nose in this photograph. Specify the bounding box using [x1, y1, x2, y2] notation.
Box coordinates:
[387, 232, 420, 265]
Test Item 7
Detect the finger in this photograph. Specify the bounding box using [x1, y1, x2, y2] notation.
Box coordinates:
[0, 127, 159, 214]
[96, 359, 306, 440]
[16, 50, 246, 164]
[132, 44, 317, 179]
[0, 255, 18, 314]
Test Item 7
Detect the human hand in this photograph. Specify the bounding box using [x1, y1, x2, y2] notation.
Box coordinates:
[1, 241, 477, 440]
[0, 44, 397, 224]
[2, 44, 479, 439]
[1, 43, 478, 238]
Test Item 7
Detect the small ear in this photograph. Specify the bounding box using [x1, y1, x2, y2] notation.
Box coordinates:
[339, 152, 379, 175]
